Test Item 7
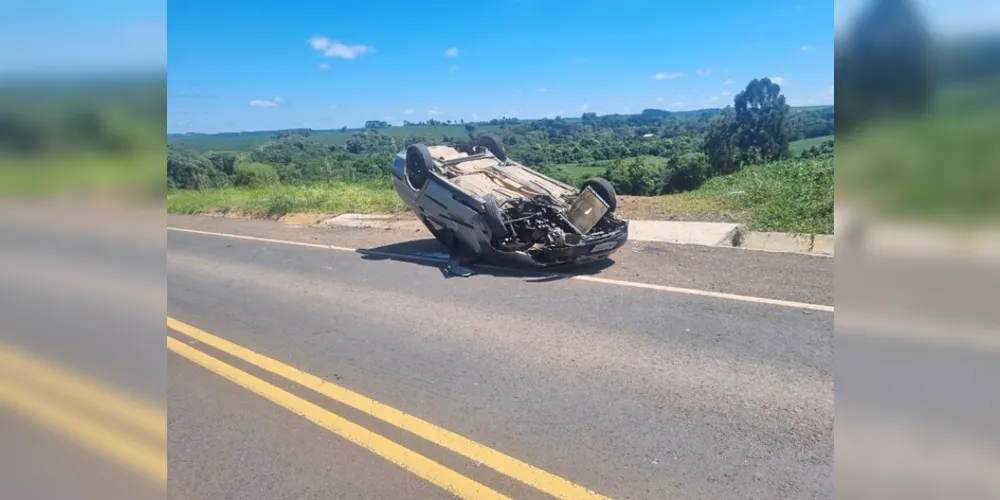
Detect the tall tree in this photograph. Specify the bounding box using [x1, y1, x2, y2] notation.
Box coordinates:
[733, 77, 791, 165]
[701, 107, 740, 175]
[837, 0, 931, 134]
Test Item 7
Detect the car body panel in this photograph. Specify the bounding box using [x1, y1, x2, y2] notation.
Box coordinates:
[392, 145, 629, 268]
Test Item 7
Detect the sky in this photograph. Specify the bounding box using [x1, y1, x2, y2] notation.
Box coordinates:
[0, 0, 165, 76]
[167, 0, 836, 133]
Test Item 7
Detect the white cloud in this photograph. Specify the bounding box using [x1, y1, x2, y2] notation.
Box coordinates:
[471, 113, 480, 121]
[403, 108, 415, 114]
[309, 35, 376, 59]
[723, 79, 733, 86]
[325, 43, 376, 59]
[309, 36, 331, 50]
[319, 62, 330, 69]
[580, 102, 590, 112]
[800, 44, 815, 52]
[652, 72, 683, 80]
[448, 64, 458, 72]
[770, 76, 786, 84]
[428, 107, 443, 116]
[538, 87, 549, 93]
[329, 103, 338, 110]
[249, 96, 284, 108]
[444, 47, 459, 57]
[710, 95, 721, 102]
[720, 90, 732, 96]
[696, 67, 713, 77]
[656, 96, 664, 102]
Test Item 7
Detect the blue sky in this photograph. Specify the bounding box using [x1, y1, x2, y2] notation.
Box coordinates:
[168, 0, 835, 133]
[0, 0, 165, 76]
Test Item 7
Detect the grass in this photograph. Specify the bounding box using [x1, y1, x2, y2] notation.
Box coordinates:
[553, 156, 668, 174]
[835, 80, 1000, 224]
[789, 135, 833, 154]
[168, 156, 834, 234]
[699, 157, 834, 234]
[0, 151, 164, 198]
[167, 182, 407, 217]
[618, 157, 834, 234]
[552, 156, 669, 185]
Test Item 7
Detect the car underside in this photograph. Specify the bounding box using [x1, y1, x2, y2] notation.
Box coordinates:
[392, 135, 629, 267]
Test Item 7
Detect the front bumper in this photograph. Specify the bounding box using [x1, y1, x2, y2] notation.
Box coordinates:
[539, 221, 630, 266]
[482, 221, 630, 269]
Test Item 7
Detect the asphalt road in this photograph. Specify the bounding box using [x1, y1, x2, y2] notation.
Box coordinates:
[166, 217, 834, 500]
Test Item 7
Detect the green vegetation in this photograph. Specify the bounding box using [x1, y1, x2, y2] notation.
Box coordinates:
[836, 79, 1000, 223]
[699, 157, 834, 234]
[0, 74, 165, 197]
[167, 182, 406, 217]
[166, 77, 836, 232]
[833, 0, 1000, 223]
[790, 135, 834, 154]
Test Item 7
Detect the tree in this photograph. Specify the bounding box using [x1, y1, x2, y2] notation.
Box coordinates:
[732, 77, 791, 165]
[233, 162, 280, 187]
[837, 0, 931, 134]
[206, 152, 239, 176]
[603, 157, 660, 195]
[661, 152, 709, 193]
[464, 123, 477, 139]
[701, 107, 741, 175]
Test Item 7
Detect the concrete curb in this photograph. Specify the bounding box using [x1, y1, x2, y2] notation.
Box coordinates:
[320, 213, 835, 257]
[739, 231, 835, 256]
[319, 213, 424, 231]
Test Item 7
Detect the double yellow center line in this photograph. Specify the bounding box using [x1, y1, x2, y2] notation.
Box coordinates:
[0, 344, 166, 484]
[167, 316, 609, 499]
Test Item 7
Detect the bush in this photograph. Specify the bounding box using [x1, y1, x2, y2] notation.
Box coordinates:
[233, 162, 279, 188]
[603, 157, 662, 195]
[661, 152, 709, 193]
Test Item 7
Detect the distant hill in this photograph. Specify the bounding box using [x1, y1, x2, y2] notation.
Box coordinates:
[168, 105, 833, 153]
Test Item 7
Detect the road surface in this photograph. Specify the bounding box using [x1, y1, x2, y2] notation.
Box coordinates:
[165, 215, 833, 500]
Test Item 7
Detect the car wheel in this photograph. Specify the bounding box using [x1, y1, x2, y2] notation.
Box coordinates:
[405, 143, 434, 191]
[482, 194, 508, 238]
[582, 177, 618, 213]
[477, 134, 507, 162]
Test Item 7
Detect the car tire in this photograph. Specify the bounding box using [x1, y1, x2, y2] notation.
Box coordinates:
[482, 194, 508, 238]
[477, 134, 507, 162]
[582, 177, 618, 213]
[405, 143, 434, 191]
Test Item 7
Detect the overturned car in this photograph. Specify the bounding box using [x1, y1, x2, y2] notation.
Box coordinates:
[391, 135, 629, 268]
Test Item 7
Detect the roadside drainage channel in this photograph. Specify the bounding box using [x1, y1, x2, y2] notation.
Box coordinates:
[319, 214, 835, 256]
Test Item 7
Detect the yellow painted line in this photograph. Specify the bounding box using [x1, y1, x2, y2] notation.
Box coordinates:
[166, 336, 510, 500]
[0, 345, 166, 441]
[168, 316, 610, 500]
[167, 226, 833, 312]
[0, 375, 166, 484]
